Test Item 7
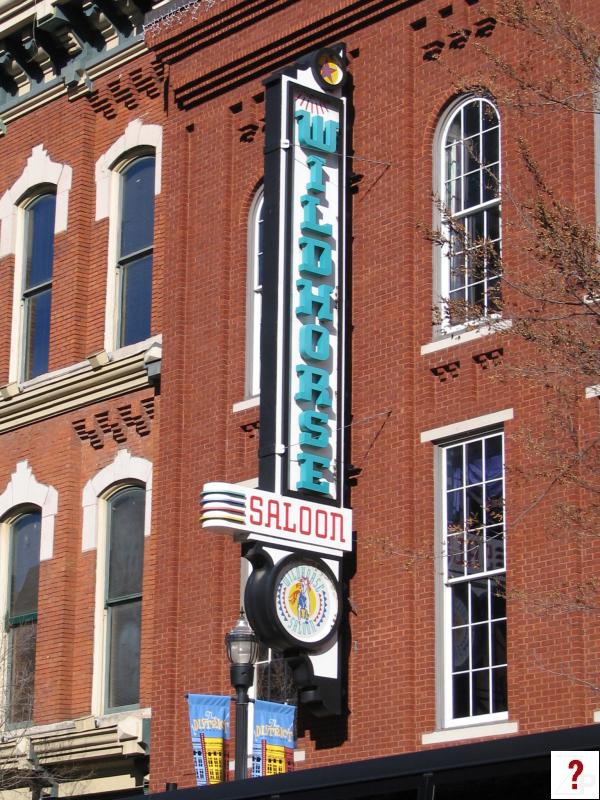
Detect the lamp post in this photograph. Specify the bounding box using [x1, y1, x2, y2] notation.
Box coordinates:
[225, 610, 259, 780]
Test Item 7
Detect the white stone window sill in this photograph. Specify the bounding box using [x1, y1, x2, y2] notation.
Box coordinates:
[232, 396, 260, 413]
[592, 710, 600, 722]
[585, 385, 600, 399]
[421, 720, 518, 745]
[421, 320, 512, 356]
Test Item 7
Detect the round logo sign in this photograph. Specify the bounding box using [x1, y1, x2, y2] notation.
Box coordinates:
[312, 47, 347, 91]
[275, 561, 339, 647]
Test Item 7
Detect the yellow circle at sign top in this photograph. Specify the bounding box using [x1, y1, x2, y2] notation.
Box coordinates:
[319, 59, 342, 86]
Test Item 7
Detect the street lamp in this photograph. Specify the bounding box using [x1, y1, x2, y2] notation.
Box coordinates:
[225, 610, 259, 780]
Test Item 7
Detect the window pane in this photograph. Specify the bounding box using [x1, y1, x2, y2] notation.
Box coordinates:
[483, 163, 500, 202]
[485, 435, 503, 479]
[256, 195, 265, 289]
[24, 194, 55, 289]
[470, 580, 489, 623]
[453, 672, 470, 718]
[464, 135, 480, 174]
[11, 512, 41, 618]
[491, 619, 507, 665]
[108, 599, 141, 708]
[464, 101, 480, 138]
[485, 527, 505, 571]
[452, 627, 470, 671]
[120, 157, 155, 258]
[108, 487, 145, 600]
[482, 128, 499, 166]
[24, 288, 52, 380]
[471, 624, 489, 669]
[9, 621, 37, 723]
[119, 254, 153, 347]
[491, 577, 506, 619]
[256, 654, 295, 704]
[472, 669, 490, 715]
[465, 170, 481, 209]
[446, 445, 463, 489]
[491, 666, 508, 712]
[452, 583, 468, 626]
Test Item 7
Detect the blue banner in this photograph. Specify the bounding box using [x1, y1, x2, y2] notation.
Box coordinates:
[187, 694, 230, 786]
[252, 700, 296, 777]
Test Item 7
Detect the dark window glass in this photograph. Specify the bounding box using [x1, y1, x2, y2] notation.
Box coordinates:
[443, 99, 501, 322]
[446, 434, 507, 721]
[118, 156, 155, 347]
[106, 486, 145, 710]
[256, 651, 296, 705]
[108, 487, 145, 600]
[108, 599, 142, 709]
[11, 513, 41, 618]
[452, 672, 470, 718]
[120, 158, 155, 257]
[22, 194, 55, 380]
[9, 621, 37, 724]
[8, 511, 41, 723]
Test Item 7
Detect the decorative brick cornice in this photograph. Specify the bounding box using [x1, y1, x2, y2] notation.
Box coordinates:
[431, 361, 460, 382]
[473, 348, 503, 369]
[145, 0, 429, 109]
[87, 61, 165, 120]
[73, 397, 155, 449]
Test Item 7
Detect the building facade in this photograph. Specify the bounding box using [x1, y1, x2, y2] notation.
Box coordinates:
[0, 0, 598, 796]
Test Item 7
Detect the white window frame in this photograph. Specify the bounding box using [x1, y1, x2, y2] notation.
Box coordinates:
[0, 146, 72, 384]
[95, 120, 162, 353]
[0, 462, 57, 728]
[245, 187, 264, 399]
[82, 450, 151, 716]
[434, 97, 502, 335]
[436, 428, 508, 729]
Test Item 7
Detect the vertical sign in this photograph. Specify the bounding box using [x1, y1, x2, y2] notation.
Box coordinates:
[260, 48, 348, 507]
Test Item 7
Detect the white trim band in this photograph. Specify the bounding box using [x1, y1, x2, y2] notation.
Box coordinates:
[420, 408, 514, 443]
[421, 321, 512, 356]
[421, 720, 518, 745]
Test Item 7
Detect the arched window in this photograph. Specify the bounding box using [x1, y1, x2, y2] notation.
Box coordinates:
[116, 156, 155, 347]
[104, 485, 145, 711]
[20, 192, 56, 380]
[439, 97, 501, 326]
[246, 188, 264, 398]
[7, 509, 41, 723]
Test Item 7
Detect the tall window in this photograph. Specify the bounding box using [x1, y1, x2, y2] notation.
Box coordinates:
[21, 193, 56, 380]
[441, 98, 501, 326]
[105, 486, 145, 711]
[246, 188, 264, 398]
[7, 510, 41, 724]
[442, 431, 507, 724]
[117, 156, 155, 347]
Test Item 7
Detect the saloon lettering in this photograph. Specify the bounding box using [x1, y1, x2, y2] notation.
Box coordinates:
[248, 493, 346, 545]
[293, 108, 339, 496]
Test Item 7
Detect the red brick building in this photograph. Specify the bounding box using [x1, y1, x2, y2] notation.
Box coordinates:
[0, 0, 598, 797]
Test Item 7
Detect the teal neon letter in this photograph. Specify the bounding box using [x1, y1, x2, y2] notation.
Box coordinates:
[307, 154, 326, 193]
[295, 110, 339, 154]
[299, 236, 332, 277]
[301, 195, 332, 237]
[295, 279, 333, 321]
[299, 324, 330, 362]
[297, 452, 331, 494]
[299, 410, 330, 449]
[295, 365, 332, 407]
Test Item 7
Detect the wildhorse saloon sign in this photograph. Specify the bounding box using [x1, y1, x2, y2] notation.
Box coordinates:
[201, 47, 351, 716]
